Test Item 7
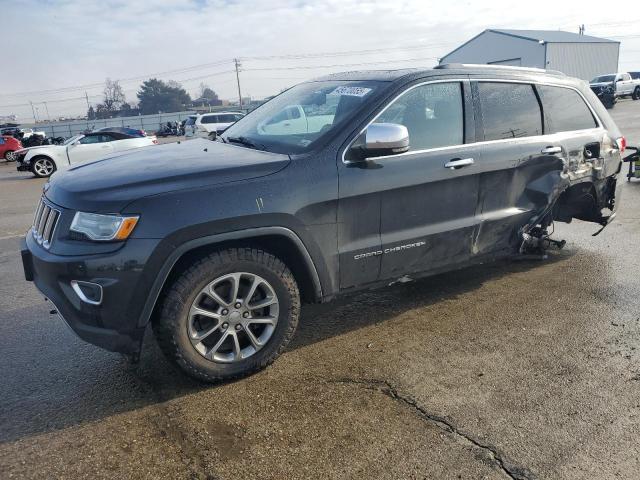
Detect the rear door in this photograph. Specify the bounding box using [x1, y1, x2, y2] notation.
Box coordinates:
[471, 81, 556, 255]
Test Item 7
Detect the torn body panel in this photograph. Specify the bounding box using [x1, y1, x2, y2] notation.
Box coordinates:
[475, 130, 623, 257]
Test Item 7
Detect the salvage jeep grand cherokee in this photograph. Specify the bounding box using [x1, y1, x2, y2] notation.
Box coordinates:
[21, 65, 624, 382]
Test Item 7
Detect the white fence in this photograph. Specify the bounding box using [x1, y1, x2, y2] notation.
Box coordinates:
[23, 111, 198, 138]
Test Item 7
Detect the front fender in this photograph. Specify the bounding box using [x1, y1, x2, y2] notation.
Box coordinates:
[25, 148, 65, 166]
[134, 226, 324, 328]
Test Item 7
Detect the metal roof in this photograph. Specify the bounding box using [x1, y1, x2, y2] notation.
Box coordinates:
[489, 29, 618, 44]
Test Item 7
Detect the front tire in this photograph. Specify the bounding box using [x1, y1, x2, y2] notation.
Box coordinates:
[153, 248, 300, 382]
[31, 156, 56, 178]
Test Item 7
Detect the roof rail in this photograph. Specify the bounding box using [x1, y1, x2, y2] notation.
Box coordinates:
[434, 63, 565, 76]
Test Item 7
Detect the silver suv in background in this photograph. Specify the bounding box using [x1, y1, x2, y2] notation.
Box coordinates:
[184, 112, 245, 138]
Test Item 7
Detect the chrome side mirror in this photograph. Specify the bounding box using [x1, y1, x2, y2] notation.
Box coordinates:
[365, 123, 409, 154]
[348, 123, 410, 162]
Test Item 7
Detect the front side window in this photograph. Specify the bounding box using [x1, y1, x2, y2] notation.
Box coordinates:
[374, 82, 464, 151]
[478, 83, 542, 141]
[537, 85, 597, 133]
[221, 80, 382, 154]
[79, 135, 105, 144]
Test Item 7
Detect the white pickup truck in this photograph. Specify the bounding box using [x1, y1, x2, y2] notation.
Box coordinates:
[590, 72, 640, 100]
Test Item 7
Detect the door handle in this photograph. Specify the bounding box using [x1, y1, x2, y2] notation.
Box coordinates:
[541, 146, 562, 154]
[444, 158, 474, 170]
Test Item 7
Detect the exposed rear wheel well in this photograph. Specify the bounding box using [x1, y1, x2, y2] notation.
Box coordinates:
[553, 182, 600, 223]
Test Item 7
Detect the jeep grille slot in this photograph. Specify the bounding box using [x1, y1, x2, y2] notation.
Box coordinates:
[32, 198, 60, 249]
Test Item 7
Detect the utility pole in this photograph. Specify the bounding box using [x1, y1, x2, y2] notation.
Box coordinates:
[85, 91, 91, 112]
[29, 101, 37, 123]
[43, 102, 51, 121]
[579, 24, 585, 35]
[234, 58, 243, 109]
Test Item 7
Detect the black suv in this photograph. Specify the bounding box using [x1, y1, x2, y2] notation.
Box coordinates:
[21, 65, 624, 381]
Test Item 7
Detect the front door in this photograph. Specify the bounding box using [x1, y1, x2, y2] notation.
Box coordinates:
[67, 134, 114, 164]
[374, 80, 482, 280]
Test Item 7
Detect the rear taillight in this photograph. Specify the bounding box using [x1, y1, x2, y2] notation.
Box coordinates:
[616, 136, 626, 153]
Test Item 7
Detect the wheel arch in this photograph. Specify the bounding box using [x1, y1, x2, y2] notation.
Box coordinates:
[29, 154, 57, 176]
[137, 227, 323, 328]
[553, 180, 601, 223]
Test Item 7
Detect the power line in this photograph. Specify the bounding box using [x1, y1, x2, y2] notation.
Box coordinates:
[240, 42, 457, 61]
[0, 59, 235, 99]
[243, 56, 438, 72]
[0, 71, 236, 109]
[0, 42, 456, 99]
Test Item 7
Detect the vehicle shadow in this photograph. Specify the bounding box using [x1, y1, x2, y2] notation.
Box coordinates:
[0, 250, 572, 444]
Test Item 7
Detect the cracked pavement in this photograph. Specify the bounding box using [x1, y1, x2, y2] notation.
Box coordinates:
[1, 100, 640, 479]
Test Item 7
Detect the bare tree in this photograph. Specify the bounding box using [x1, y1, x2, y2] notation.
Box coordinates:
[103, 78, 126, 112]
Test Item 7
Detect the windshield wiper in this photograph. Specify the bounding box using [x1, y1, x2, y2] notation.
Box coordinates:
[225, 136, 267, 151]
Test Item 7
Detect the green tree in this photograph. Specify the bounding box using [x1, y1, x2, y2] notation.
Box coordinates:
[87, 105, 96, 120]
[137, 78, 191, 114]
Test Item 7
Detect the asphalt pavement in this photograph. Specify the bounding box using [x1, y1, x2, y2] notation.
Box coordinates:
[1, 100, 640, 479]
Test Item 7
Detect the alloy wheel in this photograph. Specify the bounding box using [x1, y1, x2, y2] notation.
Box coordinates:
[188, 272, 279, 363]
[34, 158, 54, 176]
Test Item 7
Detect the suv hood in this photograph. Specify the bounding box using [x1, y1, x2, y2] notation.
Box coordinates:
[46, 138, 290, 212]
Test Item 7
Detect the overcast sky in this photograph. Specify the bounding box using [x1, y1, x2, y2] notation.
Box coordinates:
[2, 0, 639, 122]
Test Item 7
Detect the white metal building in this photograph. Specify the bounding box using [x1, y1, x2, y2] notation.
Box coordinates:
[439, 29, 619, 81]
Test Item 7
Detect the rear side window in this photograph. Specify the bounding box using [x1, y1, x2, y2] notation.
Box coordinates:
[201, 115, 218, 124]
[374, 82, 464, 151]
[536, 85, 597, 133]
[219, 114, 239, 123]
[185, 116, 197, 126]
[477, 83, 542, 141]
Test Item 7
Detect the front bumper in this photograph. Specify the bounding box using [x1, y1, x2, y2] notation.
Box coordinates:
[16, 159, 30, 171]
[21, 233, 161, 354]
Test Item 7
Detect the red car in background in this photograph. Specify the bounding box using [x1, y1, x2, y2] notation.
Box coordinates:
[0, 136, 22, 161]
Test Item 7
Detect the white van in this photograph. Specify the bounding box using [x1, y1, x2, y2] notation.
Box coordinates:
[184, 112, 245, 138]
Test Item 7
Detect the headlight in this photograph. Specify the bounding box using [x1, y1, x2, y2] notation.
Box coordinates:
[70, 212, 139, 241]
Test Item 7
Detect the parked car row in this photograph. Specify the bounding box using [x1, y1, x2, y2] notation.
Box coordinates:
[0, 126, 47, 139]
[184, 112, 245, 138]
[14, 130, 158, 177]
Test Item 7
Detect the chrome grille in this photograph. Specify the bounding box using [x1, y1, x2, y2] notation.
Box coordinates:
[32, 198, 60, 249]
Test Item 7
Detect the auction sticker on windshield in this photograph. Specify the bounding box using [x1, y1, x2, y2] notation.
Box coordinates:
[331, 86, 372, 97]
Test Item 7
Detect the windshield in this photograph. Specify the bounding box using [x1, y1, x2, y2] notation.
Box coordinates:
[591, 75, 615, 83]
[221, 80, 382, 154]
[63, 135, 83, 146]
[185, 116, 197, 126]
